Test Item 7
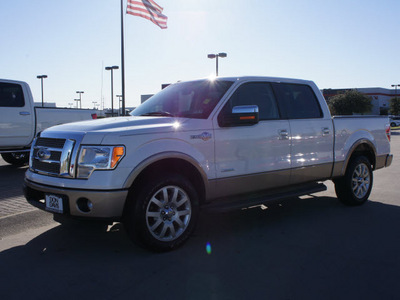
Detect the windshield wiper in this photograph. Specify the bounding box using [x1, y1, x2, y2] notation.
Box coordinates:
[140, 111, 174, 117]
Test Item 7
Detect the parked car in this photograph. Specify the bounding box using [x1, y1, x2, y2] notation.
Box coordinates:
[389, 116, 400, 127]
[0, 79, 98, 165]
[24, 76, 393, 251]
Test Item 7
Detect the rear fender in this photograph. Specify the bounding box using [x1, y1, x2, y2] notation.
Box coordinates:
[333, 139, 377, 177]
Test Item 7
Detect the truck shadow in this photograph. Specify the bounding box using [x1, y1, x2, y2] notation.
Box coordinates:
[1, 195, 400, 299]
[0, 163, 28, 171]
[0, 163, 28, 179]
[0, 164, 28, 200]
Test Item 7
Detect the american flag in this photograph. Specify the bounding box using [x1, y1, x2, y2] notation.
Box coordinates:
[127, 0, 168, 29]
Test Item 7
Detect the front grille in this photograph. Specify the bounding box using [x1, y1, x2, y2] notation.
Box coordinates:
[32, 160, 60, 174]
[32, 148, 62, 161]
[30, 137, 75, 177]
[36, 137, 65, 148]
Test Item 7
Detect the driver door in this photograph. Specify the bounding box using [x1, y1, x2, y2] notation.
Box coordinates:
[213, 81, 291, 198]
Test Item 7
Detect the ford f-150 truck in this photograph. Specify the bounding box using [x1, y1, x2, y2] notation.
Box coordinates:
[23, 76, 393, 251]
[0, 79, 97, 166]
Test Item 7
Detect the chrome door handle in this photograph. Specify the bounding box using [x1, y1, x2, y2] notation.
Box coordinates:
[322, 127, 330, 135]
[19, 111, 30, 116]
[279, 129, 289, 140]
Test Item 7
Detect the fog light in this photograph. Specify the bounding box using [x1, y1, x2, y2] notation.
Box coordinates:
[77, 198, 93, 213]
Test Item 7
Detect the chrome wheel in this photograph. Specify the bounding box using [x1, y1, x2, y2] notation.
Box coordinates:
[145, 185, 192, 242]
[351, 162, 371, 199]
[334, 156, 373, 206]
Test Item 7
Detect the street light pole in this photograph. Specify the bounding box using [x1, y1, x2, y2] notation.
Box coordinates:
[74, 98, 80, 109]
[117, 95, 122, 116]
[120, 0, 126, 116]
[36, 75, 48, 107]
[76, 91, 84, 109]
[391, 84, 400, 101]
[207, 53, 227, 76]
[105, 66, 119, 117]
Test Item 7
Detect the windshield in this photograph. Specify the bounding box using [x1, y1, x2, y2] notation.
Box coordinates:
[131, 79, 233, 119]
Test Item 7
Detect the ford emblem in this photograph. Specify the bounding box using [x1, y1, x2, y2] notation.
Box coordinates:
[37, 148, 51, 160]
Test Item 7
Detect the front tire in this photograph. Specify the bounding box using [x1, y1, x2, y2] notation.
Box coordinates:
[334, 156, 373, 206]
[123, 173, 199, 252]
[1, 152, 29, 166]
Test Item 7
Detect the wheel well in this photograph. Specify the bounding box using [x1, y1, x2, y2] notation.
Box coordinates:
[130, 158, 206, 204]
[349, 143, 376, 170]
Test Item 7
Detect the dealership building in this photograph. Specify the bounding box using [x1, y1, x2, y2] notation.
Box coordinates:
[322, 87, 399, 115]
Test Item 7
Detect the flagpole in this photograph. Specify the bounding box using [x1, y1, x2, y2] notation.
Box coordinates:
[120, 0, 126, 116]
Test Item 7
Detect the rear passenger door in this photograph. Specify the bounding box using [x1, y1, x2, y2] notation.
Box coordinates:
[272, 82, 334, 184]
[213, 81, 291, 197]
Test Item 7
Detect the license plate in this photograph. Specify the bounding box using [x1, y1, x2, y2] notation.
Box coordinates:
[45, 194, 63, 214]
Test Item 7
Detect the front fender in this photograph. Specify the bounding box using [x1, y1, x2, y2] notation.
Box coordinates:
[122, 138, 212, 189]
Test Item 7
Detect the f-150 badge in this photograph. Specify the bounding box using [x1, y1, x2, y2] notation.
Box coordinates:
[190, 132, 212, 141]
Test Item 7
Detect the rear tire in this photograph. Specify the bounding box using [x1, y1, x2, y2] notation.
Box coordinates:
[123, 173, 199, 252]
[1, 152, 29, 166]
[334, 156, 373, 206]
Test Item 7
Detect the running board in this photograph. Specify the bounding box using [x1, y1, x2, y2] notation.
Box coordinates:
[202, 182, 327, 213]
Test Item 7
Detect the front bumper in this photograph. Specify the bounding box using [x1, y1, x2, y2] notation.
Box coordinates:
[23, 178, 128, 221]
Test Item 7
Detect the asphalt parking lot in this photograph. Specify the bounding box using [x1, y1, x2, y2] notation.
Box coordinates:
[0, 132, 399, 299]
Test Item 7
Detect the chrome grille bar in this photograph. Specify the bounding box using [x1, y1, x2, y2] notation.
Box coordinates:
[60, 139, 75, 177]
[30, 137, 76, 178]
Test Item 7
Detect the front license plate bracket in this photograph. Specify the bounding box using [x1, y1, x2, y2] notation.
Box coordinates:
[45, 194, 64, 214]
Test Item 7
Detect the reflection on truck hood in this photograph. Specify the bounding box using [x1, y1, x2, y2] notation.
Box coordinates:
[44, 116, 185, 134]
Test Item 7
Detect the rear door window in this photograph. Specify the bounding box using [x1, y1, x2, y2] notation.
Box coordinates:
[272, 83, 322, 119]
[0, 83, 25, 107]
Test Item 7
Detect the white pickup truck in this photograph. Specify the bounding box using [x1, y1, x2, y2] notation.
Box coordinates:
[24, 76, 393, 251]
[0, 79, 97, 165]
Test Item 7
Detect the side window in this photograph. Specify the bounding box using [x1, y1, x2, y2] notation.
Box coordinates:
[220, 82, 280, 121]
[273, 83, 322, 119]
[0, 83, 25, 107]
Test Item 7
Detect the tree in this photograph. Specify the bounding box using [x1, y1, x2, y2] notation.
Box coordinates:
[390, 97, 400, 115]
[327, 90, 372, 115]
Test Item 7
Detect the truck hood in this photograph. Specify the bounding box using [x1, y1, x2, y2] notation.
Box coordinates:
[45, 116, 185, 134]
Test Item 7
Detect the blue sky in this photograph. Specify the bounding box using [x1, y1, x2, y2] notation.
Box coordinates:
[1, 0, 399, 109]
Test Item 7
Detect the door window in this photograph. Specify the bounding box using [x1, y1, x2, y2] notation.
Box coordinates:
[219, 82, 280, 124]
[0, 83, 25, 107]
[272, 83, 322, 119]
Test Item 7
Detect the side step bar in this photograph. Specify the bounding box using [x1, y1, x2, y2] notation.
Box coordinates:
[202, 182, 327, 213]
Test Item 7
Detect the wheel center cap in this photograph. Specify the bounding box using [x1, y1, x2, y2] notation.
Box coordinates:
[161, 206, 176, 220]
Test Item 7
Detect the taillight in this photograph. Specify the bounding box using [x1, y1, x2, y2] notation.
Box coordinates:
[386, 124, 391, 142]
[91, 113, 97, 119]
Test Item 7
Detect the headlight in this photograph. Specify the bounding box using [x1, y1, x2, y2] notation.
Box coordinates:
[77, 146, 125, 178]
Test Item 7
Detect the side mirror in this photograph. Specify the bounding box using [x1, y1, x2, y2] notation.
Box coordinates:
[219, 105, 259, 127]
